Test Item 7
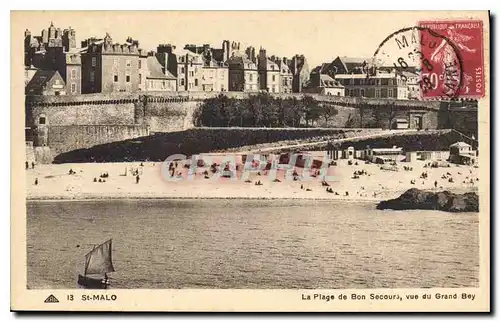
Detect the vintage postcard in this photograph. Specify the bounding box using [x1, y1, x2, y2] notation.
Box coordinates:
[11, 11, 490, 312]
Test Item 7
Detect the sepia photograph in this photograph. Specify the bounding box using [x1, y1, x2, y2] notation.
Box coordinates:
[11, 10, 490, 312]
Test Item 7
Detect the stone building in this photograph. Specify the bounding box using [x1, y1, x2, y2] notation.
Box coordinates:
[144, 55, 177, 91]
[25, 70, 66, 96]
[24, 22, 81, 95]
[304, 74, 345, 96]
[80, 33, 143, 93]
[257, 48, 280, 93]
[335, 70, 409, 99]
[286, 54, 310, 93]
[226, 51, 258, 92]
[155, 44, 204, 91]
[176, 48, 204, 91]
[201, 58, 228, 92]
[275, 57, 293, 94]
[183, 43, 229, 92]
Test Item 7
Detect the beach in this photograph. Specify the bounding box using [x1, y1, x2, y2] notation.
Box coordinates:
[25, 157, 479, 201]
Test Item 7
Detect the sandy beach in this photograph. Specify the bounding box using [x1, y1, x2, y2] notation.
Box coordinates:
[25, 156, 480, 202]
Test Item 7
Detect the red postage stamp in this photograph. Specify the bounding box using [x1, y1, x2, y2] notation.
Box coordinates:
[418, 20, 484, 99]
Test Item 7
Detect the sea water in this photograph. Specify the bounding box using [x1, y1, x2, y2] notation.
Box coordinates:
[27, 199, 479, 289]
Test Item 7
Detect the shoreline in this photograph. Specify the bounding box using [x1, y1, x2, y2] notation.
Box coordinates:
[26, 195, 383, 202]
[25, 160, 480, 204]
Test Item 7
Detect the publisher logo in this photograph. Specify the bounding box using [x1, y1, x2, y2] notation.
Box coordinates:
[44, 294, 59, 303]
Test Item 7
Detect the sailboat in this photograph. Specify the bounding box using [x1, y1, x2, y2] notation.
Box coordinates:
[77, 239, 115, 289]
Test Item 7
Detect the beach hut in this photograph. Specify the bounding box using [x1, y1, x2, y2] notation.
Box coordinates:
[365, 146, 403, 164]
[343, 147, 355, 160]
[326, 142, 340, 160]
[449, 142, 476, 165]
[405, 151, 418, 163]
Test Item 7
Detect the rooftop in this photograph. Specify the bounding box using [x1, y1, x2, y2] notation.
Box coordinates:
[226, 54, 257, 70]
[450, 141, 471, 148]
[146, 56, 176, 80]
[319, 74, 344, 88]
[25, 70, 64, 93]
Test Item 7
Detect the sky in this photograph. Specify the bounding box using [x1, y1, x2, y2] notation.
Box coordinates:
[14, 11, 487, 68]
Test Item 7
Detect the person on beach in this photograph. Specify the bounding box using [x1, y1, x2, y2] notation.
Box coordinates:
[25, 161, 29, 170]
[434, 180, 438, 188]
[31, 161, 35, 169]
[136, 175, 140, 184]
[34, 178, 38, 185]
[93, 177, 97, 182]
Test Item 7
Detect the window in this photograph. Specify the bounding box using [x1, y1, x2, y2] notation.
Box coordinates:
[138, 60, 142, 69]
[114, 75, 118, 82]
[180, 78, 185, 86]
[71, 83, 76, 93]
[126, 60, 131, 67]
[190, 71, 194, 77]
[126, 75, 130, 82]
[139, 73, 142, 84]
[272, 75, 276, 82]
[388, 88, 393, 97]
[375, 89, 381, 98]
[39, 116, 46, 125]
[249, 74, 253, 81]
[90, 71, 95, 82]
[91, 57, 96, 67]
[181, 67, 185, 74]
[55, 80, 60, 85]
[360, 89, 365, 97]
[71, 69, 76, 79]
[195, 79, 198, 86]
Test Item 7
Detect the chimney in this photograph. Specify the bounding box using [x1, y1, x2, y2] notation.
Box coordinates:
[222, 40, 230, 62]
[158, 44, 175, 54]
[184, 44, 197, 53]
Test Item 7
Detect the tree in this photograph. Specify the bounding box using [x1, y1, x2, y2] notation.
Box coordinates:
[303, 95, 321, 127]
[386, 103, 397, 129]
[321, 104, 339, 126]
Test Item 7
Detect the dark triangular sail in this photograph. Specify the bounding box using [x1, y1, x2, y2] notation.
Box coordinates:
[84, 239, 115, 275]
